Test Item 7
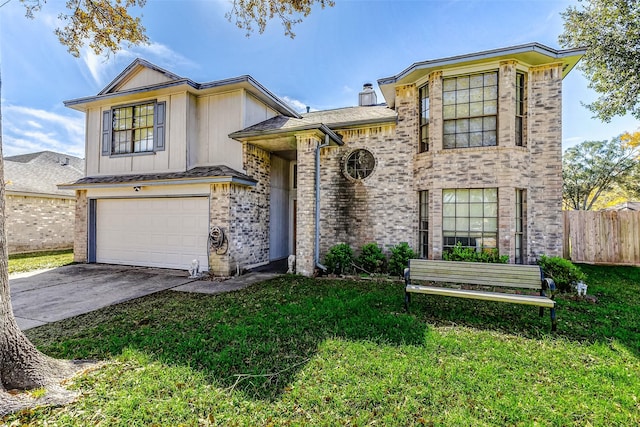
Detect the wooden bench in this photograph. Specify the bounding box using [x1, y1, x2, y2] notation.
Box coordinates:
[404, 259, 557, 330]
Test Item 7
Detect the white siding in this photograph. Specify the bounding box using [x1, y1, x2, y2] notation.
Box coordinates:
[244, 92, 278, 128]
[115, 68, 174, 92]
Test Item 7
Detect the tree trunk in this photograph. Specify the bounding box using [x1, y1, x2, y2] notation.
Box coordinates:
[0, 66, 76, 413]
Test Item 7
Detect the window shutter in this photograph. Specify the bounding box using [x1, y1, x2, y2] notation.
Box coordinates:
[155, 101, 166, 151]
[102, 110, 111, 155]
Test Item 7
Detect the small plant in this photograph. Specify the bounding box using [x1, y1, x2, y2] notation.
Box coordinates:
[388, 242, 417, 276]
[443, 242, 508, 263]
[324, 243, 354, 275]
[356, 243, 386, 274]
[537, 255, 587, 293]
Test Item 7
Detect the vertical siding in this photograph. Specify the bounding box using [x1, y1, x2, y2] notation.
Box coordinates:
[269, 155, 290, 260]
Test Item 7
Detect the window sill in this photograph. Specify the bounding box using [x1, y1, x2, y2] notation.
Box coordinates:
[109, 151, 156, 158]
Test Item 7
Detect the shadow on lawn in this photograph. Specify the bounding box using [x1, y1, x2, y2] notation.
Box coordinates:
[26, 276, 428, 400]
[26, 264, 639, 400]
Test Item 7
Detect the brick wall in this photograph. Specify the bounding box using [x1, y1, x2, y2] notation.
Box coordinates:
[6, 194, 75, 254]
[208, 143, 271, 276]
[73, 190, 87, 262]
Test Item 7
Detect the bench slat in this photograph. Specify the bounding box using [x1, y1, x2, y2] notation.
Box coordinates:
[406, 284, 555, 308]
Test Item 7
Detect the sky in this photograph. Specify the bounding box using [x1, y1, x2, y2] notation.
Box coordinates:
[0, 0, 638, 158]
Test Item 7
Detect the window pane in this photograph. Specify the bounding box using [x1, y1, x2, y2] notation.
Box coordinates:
[443, 218, 456, 231]
[456, 189, 469, 202]
[444, 121, 456, 134]
[456, 76, 470, 90]
[457, 203, 469, 217]
[484, 100, 497, 115]
[484, 203, 498, 217]
[469, 117, 483, 132]
[485, 188, 498, 202]
[469, 189, 484, 202]
[457, 89, 469, 103]
[443, 79, 456, 91]
[470, 218, 483, 231]
[443, 204, 456, 216]
[469, 132, 483, 147]
[443, 133, 456, 149]
[470, 75, 484, 88]
[470, 101, 483, 116]
[456, 119, 469, 133]
[456, 104, 469, 118]
[484, 218, 498, 232]
[443, 189, 456, 204]
[469, 203, 483, 216]
[456, 133, 469, 147]
[470, 87, 483, 102]
[456, 217, 470, 231]
[443, 91, 456, 105]
[443, 105, 456, 120]
[484, 116, 497, 131]
[484, 85, 498, 100]
[484, 72, 497, 86]
[483, 131, 497, 146]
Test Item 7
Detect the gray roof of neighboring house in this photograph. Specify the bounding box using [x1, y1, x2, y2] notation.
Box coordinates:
[58, 165, 257, 189]
[603, 201, 640, 211]
[230, 105, 396, 139]
[4, 151, 84, 198]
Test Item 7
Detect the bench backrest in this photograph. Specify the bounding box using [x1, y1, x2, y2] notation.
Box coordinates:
[408, 259, 543, 290]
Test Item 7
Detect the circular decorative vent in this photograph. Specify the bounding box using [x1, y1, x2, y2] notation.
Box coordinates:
[344, 149, 376, 180]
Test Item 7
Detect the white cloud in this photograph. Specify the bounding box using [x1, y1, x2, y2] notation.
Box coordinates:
[280, 96, 309, 113]
[2, 105, 84, 158]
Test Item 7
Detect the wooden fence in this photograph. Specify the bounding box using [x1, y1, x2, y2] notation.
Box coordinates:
[563, 210, 640, 265]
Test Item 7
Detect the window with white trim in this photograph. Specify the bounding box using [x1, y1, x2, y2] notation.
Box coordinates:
[102, 101, 165, 156]
[443, 72, 498, 149]
[442, 188, 498, 252]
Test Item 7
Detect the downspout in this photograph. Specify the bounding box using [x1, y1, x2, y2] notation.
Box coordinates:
[315, 133, 330, 272]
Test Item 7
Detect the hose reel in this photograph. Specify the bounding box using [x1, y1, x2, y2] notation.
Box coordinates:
[209, 226, 228, 254]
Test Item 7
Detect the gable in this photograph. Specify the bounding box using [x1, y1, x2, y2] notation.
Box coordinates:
[112, 67, 176, 93]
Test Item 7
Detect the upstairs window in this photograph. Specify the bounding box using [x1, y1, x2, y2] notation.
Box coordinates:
[419, 84, 429, 152]
[516, 72, 525, 147]
[102, 101, 165, 156]
[443, 72, 498, 149]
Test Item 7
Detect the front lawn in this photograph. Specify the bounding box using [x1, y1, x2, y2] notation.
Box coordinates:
[5, 264, 639, 425]
[8, 249, 74, 275]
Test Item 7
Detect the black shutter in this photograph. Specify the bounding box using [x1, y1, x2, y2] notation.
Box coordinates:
[102, 110, 111, 155]
[154, 101, 166, 151]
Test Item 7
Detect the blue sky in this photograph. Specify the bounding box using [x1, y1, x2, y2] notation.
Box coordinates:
[1, 0, 638, 158]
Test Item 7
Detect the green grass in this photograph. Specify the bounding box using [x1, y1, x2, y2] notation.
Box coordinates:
[8, 249, 74, 274]
[4, 264, 640, 426]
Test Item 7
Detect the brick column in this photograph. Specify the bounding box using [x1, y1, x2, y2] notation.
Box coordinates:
[73, 190, 87, 263]
[528, 64, 564, 260]
[429, 71, 443, 152]
[295, 133, 321, 276]
[499, 60, 517, 147]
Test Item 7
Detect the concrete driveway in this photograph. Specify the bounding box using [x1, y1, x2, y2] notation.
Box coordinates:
[9, 264, 198, 330]
[9, 263, 283, 331]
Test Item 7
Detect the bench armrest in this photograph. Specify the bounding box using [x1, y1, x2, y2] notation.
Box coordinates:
[404, 267, 411, 286]
[542, 277, 556, 298]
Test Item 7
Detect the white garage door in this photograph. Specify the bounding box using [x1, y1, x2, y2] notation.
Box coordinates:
[96, 197, 209, 270]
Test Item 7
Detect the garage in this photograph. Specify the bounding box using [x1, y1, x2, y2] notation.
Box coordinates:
[95, 197, 210, 270]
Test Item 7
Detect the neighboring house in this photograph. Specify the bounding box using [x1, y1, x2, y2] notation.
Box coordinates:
[603, 201, 640, 211]
[4, 151, 84, 254]
[61, 43, 584, 276]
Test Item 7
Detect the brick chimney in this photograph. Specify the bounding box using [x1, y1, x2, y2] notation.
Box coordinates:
[358, 83, 377, 106]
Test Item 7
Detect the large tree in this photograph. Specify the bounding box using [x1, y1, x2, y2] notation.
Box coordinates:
[559, 0, 640, 122]
[1, 0, 331, 415]
[563, 135, 640, 210]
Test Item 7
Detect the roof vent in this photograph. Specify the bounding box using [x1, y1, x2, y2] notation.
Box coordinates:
[359, 83, 377, 107]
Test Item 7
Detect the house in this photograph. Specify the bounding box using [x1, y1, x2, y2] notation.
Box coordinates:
[602, 201, 640, 211]
[4, 151, 84, 254]
[61, 43, 584, 276]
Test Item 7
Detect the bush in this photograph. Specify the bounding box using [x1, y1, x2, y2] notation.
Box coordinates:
[356, 243, 386, 274]
[443, 242, 509, 263]
[537, 255, 586, 292]
[388, 242, 417, 276]
[323, 243, 354, 275]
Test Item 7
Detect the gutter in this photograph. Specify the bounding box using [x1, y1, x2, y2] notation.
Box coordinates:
[315, 134, 330, 273]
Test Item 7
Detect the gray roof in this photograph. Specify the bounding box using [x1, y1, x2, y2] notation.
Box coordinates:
[59, 165, 257, 189]
[231, 105, 396, 138]
[4, 151, 84, 197]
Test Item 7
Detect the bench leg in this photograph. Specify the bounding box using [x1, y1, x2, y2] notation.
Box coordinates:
[550, 306, 557, 332]
[539, 307, 544, 317]
[404, 291, 411, 312]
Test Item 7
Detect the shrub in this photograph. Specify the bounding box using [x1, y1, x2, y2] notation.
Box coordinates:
[323, 243, 353, 275]
[388, 242, 417, 276]
[356, 243, 386, 274]
[537, 255, 587, 292]
[443, 242, 509, 263]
